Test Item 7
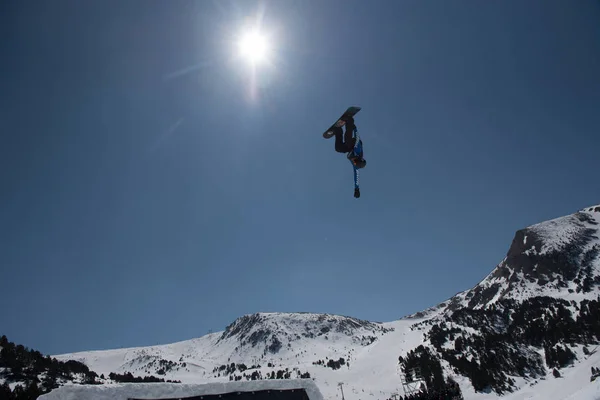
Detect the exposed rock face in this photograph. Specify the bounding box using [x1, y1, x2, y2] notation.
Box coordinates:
[218, 312, 393, 354]
[445, 206, 600, 312]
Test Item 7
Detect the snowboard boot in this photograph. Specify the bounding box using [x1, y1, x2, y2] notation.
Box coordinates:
[347, 152, 366, 169]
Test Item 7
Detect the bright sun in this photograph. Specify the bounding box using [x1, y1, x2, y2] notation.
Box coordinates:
[238, 30, 270, 65]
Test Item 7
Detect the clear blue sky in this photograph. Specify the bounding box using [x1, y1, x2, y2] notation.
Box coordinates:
[2, 0, 599, 356]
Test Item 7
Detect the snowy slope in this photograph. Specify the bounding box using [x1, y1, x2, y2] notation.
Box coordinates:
[41, 347, 600, 400]
[50, 205, 600, 400]
[54, 313, 392, 377]
[564, 380, 600, 400]
[52, 314, 426, 400]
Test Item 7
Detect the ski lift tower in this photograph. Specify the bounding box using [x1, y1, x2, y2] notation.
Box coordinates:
[337, 382, 345, 400]
[399, 366, 427, 397]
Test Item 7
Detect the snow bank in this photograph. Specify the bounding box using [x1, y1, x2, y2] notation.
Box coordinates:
[38, 379, 324, 400]
[564, 379, 600, 400]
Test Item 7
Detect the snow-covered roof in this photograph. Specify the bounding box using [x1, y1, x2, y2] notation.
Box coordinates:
[38, 379, 324, 400]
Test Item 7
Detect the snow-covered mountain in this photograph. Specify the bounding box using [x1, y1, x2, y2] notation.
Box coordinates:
[51, 204, 600, 400]
[53, 312, 404, 393]
[448, 204, 600, 310]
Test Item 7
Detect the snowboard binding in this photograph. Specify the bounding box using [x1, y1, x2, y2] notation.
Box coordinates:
[349, 154, 367, 169]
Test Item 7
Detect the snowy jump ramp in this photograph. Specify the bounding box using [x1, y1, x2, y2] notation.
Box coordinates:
[38, 379, 325, 400]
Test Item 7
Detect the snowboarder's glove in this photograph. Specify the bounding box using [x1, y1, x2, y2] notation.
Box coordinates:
[354, 188, 360, 198]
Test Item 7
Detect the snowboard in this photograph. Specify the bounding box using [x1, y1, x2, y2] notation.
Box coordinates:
[322, 106, 362, 139]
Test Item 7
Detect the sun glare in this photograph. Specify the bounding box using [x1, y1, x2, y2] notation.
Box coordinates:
[230, 11, 280, 101]
[238, 30, 270, 65]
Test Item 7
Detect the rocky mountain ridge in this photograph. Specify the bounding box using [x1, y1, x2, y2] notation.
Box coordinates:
[414, 204, 600, 318]
[401, 204, 600, 393]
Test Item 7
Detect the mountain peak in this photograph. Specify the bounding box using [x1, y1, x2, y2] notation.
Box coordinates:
[218, 312, 392, 356]
[443, 206, 600, 311]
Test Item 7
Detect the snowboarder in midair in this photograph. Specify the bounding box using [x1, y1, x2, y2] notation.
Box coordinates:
[325, 114, 366, 198]
[323, 107, 366, 198]
[330, 115, 366, 170]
